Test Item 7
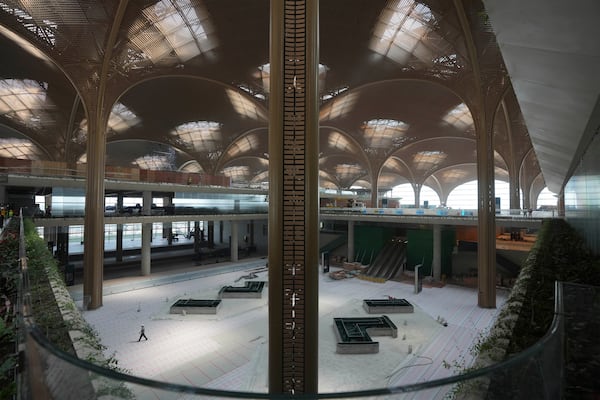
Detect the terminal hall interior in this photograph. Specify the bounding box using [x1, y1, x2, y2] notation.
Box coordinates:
[1, 0, 599, 398]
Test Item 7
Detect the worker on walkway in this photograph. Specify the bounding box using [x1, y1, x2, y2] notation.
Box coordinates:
[138, 325, 148, 341]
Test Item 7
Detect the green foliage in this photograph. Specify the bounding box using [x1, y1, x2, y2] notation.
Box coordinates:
[508, 219, 600, 353]
[0, 219, 20, 399]
[20, 218, 134, 397]
[443, 219, 600, 398]
[24, 234, 76, 354]
[0, 217, 133, 398]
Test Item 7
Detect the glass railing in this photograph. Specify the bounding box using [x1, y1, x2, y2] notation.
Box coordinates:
[20, 316, 566, 400]
[320, 207, 558, 219]
[0, 159, 231, 187]
[16, 269, 573, 399]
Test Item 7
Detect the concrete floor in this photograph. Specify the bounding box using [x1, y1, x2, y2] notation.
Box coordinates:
[69, 257, 508, 400]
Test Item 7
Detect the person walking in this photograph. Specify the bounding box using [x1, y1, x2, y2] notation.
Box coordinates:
[138, 325, 148, 341]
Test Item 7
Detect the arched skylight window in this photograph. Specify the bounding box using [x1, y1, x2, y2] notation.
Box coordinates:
[222, 165, 250, 182]
[370, 0, 452, 67]
[226, 89, 267, 121]
[327, 132, 354, 152]
[320, 92, 358, 120]
[0, 79, 52, 128]
[108, 103, 141, 133]
[133, 154, 172, 170]
[362, 119, 409, 148]
[0, 138, 43, 160]
[413, 150, 446, 171]
[129, 0, 217, 64]
[442, 103, 473, 131]
[334, 164, 364, 181]
[225, 133, 261, 158]
[0, 3, 57, 46]
[172, 121, 221, 152]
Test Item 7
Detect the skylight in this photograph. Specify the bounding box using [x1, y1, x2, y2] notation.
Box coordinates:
[225, 133, 261, 158]
[0, 138, 42, 160]
[335, 163, 364, 180]
[440, 169, 469, 181]
[362, 118, 409, 148]
[370, 0, 449, 66]
[222, 165, 250, 181]
[226, 89, 267, 120]
[327, 131, 354, 152]
[0, 2, 57, 46]
[172, 121, 221, 152]
[442, 103, 473, 131]
[108, 103, 140, 133]
[133, 155, 172, 170]
[413, 150, 446, 170]
[129, 0, 216, 64]
[320, 92, 358, 120]
[0, 79, 52, 128]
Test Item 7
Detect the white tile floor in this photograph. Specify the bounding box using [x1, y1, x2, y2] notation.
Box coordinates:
[71, 259, 508, 399]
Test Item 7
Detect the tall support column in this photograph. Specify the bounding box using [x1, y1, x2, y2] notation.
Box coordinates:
[82, 113, 106, 310]
[413, 183, 422, 208]
[141, 190, 152, 276]
[269, 0, 319, 394]
[509, 173, 520, 212]
[476, 121, 496, 308]
[370, 177, 379, 208]
[208, 221, 214, 247]
[141, 222, 151, 276]
[142, 191, 152, 215]
[432, 224, 441, 281]
[522, 187, 532, 212]
[477, 133, 496, 308]
[81, 0, 129, 310]
[193, 221, 201, 254]
[348, 220, 355, 262]
[230, 221, 238, 262]
[453, 0, 496, 308]
[116, 193, 124, 262]
[116, 225, 123, 262]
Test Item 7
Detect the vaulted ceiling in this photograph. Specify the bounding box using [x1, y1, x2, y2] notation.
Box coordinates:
[0, 0, 550, 200]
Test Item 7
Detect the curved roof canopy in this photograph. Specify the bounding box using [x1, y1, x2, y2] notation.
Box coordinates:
[0, 0, 556, 197]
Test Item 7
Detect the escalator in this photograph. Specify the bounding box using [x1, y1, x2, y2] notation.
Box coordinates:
[362, 239, 407, 281]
